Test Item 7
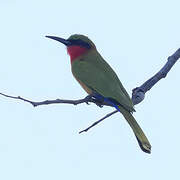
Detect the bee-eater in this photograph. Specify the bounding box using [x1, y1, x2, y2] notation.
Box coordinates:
[46, 34, 151, 153]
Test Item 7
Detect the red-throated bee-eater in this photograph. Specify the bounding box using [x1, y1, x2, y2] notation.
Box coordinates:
[46, 34, 151, 153]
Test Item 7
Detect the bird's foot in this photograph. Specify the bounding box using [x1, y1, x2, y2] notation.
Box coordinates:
[84, 94, 94, 105]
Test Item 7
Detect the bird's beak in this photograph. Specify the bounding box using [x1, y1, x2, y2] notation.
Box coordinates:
[45, 36, 72, 46]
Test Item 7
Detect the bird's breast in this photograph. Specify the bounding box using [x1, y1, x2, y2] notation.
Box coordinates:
[72, 74, 92, 94]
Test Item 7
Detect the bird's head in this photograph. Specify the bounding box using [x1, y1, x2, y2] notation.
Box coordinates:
[46, 34, 96, 62]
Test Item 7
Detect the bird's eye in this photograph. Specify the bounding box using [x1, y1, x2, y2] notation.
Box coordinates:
[69, 39, 91, 49]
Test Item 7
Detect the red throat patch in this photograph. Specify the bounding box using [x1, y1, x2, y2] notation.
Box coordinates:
[67, 46, 88, 63]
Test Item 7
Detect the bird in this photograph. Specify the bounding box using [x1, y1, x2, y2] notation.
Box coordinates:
[46, 34, 151, 153]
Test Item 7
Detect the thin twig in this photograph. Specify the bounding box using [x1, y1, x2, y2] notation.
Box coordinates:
[79, 110, 118, 134]
[0, 92, 113, 107]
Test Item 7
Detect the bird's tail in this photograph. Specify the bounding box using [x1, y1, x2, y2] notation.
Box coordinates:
[120, 107, 151, 153]
[93, 93, 151, 153]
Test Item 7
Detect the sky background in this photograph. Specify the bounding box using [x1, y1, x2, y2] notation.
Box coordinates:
[0, 0, 180, 179]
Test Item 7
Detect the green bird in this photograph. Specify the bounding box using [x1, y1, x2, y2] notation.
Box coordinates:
[46, 34, 151, 153]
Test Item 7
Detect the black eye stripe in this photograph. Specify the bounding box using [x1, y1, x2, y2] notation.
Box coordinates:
[69, 39, 91, 49]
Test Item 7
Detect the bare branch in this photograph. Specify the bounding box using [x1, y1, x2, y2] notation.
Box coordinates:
[0, 92, 113, 108]
[132, 48, 180, 105]
[79, 110, 118, 134]
[1, 49, 179, 108]
[0, 48, 180, 133]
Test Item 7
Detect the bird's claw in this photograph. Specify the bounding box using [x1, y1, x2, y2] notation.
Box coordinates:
[94, 102, 103, 108]
[84, 94, 93, 105]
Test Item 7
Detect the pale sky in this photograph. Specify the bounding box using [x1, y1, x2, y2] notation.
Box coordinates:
[0, 0, 180, 179]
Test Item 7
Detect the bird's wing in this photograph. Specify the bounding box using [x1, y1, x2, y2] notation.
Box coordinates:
[71, 50, 134, 112]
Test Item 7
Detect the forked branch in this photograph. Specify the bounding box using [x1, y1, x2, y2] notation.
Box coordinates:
[0, 48, 180, 133]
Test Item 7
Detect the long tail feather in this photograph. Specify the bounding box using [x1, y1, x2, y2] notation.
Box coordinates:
[119, 107, 151, 153]
[93, 94, 151, 153]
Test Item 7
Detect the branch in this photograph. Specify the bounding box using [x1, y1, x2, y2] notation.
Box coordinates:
[0, 48, 180, 133]
[132, 48, 180, 105]
[1, 49, 179, 107]
[79, 110, 118, 133]
[0, 93, 113, 108]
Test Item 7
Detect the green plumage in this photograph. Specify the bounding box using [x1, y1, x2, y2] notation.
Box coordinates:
[46, 34, 151, 153]
[70, 35, 151, 153]
[72, 50, 134, 112]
